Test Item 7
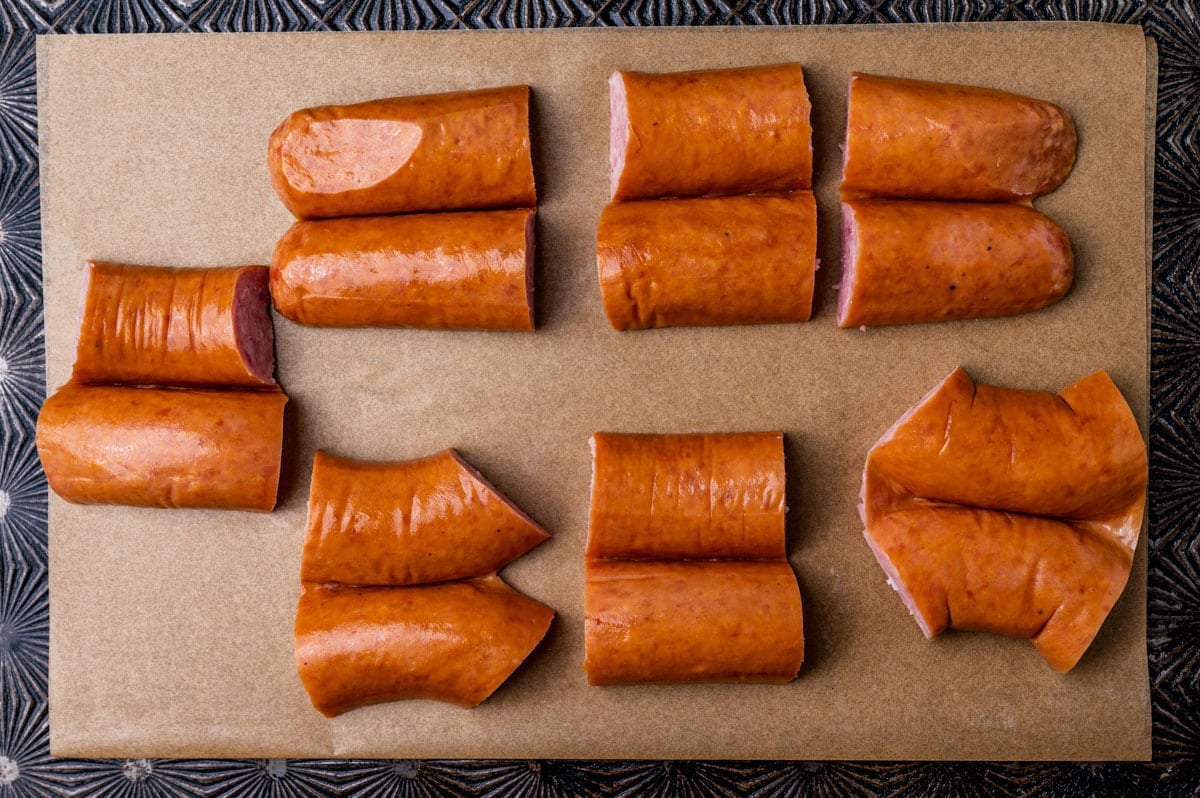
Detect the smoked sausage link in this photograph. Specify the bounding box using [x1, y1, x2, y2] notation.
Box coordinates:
[838, 201, 1074, 327]
[71, 261, 275, 388]
[295, 577, 554, 715]
[841, 73, 1076, 202]
[268, 86, 536, 220]
[270, 209, 535, 331]
[610, 64, 812, 202]
[597, 192, 817, 330]
[301, 450, 549, 586]
[37, 384, 287, 511]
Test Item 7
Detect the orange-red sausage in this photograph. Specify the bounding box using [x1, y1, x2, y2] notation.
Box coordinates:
[583, 560, 803, 685]
[301, 450, 549, 586]
[861, 367, 1146, 672]
[587, 432, 785, 560]
[36, 384, 287, 511]
[596, 192, 817, 330]
[838, 201, 1073, 327]
[268, 87, 536, 220]
[71, 261, 275, 388]
[270, 209, 535, 331]
[840, 73, 1076, 202]
[609, 64, 812, 201]
[295, 577, 554, 715]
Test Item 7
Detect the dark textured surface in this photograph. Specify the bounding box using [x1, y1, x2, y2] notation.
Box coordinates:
[0, 1, 1197, 795]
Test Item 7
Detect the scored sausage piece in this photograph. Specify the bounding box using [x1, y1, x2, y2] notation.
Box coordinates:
[268, 86, 536, 219]
[587, 431, 786, 560]
[609, 64, 812, 202]
[294, 577, 554, 715]
[861, 367, 1147, 672]
[71, 261, 276, 388]
[596, 192, 817, 330]
[583, 560, 804, 685]
[301, 450, 549, 586]
[36, 384, 287, 511]
[838, 201, 1074, 327]
[270, 209, 535, 331]
[840, 73, 1077, 202]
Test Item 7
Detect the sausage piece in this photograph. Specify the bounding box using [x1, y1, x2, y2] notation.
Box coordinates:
[840, 73, 1076, 202]
[71, 261, 275, 388]
[270, 209, 535, 331]
[597, 192, 817, 330]
[268, 86, 536, 220]
[295, 577, 554, 715]
[861, 367, 1146, 672]
[583, 560, 804, 685]
[36, 384, 287, 511]
[587, 432, 785, 560]
[301, 450, 549, 586]
[610, 64, 812, 201]
[838, 201, 1073, 327]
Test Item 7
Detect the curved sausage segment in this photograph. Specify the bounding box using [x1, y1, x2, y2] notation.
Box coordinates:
[72, 261, 276, 388]
[838, 201, 1073, 327]
[295, 577, 554, 715]
[841, 73, 1076, 202]
[587, 431, 786, 560]
[597, 192, 817, 330]
[610, 64, 812, 201]
[270, 209, 535, 331]
[861, 367, 1146, 672]
[584, 560, 804, 685]
[268, 86, 536, 219]
[36, 384, 286, 511]
[301, 449, 549, 586]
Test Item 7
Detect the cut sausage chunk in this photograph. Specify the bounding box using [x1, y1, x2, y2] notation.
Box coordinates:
[610, 64, 812, 202]
[838, 201, 1074, 327]
[268, 86, 536, 219]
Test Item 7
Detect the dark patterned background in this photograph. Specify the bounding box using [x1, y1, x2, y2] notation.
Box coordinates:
[1, 1, 1197, 796]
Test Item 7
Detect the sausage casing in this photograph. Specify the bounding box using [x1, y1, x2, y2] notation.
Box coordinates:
[840, 73, 1076, 202]
[610, 64, 812, 201]
[301, 450, 549, 586]
[71, 261, 275, 388]
[597, 192, 817, 330]
[36, 384, 287, 511]
[838, 201, 1073, 327]
[270, 209, 535, 331]
[268, 86, 536, 219]
[295, 578, 554, 715]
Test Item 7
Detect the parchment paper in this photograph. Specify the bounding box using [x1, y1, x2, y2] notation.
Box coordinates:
[38, 24, 1155, 760]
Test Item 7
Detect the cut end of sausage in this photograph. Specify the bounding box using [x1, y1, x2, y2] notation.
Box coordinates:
[233, 266, 277, 385]
[609, 72, 629, 200]
[836, 203, 858, 327]
[450, 449, 551, 548]
[862, 528, 936, 639]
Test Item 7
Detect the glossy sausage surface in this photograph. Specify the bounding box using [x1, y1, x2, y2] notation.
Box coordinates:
[841, 73, 1076, 202]
[36, 384, 287, 511]
[583, 560, 803, 685]
[71, 261, 275, 388]
[610, 64, 812, 202]
[295, 577, 554, 715]
[597, 192, 817, 330]
[301, 450, 549, 586]
[271, 209, 535, 330]
[268, 86, 536, 219]
[838, 201, 1074, 327]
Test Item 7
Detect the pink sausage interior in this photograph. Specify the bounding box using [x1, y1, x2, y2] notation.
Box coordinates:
[234, 267, 277, 385]
[609, 72, 628, 200]
[836, 203, 858, 325]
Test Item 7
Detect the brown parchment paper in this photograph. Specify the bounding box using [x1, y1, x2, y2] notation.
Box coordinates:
[38, 23, 1155, 761]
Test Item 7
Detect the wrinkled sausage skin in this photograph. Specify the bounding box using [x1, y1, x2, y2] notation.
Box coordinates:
[71, 261, 276, 388]
[268, 86, 536, 219]
[841, 73, 1076, 202]
[838, 201, 1074, 327]
[36, 384, 287, 511]
[609, 64, 812, 202]
[270, 209, 535, 330]
[301, 450, 549, 587]
[295, 578, 554, 716]
[597, 193, 817, 330]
